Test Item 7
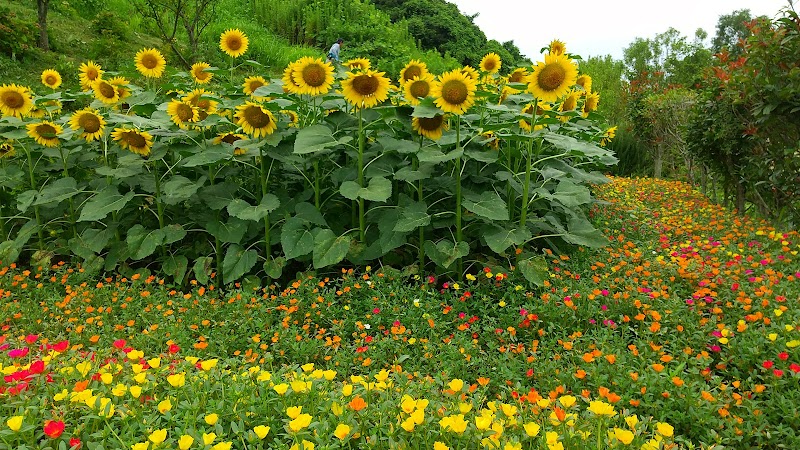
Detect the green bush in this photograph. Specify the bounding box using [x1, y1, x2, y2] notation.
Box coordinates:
[0, 6, 38, 60]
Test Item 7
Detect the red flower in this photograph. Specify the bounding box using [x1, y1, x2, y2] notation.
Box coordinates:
[789, 363, 800, 373]
[69, 437, 82, 449]
[112, 339, 126, 349]
[44, 420, 65, 439]
[25, 334, 39, 344]
[762, 360, 774, 369]
[778, 352, 789, 361]
[29, 360, 45, 374]
[168, 344, 180, 354]
[773, 369, 784, 378]
[51, 340, 70, 352]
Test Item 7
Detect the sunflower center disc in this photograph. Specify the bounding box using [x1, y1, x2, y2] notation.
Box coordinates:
[403, 66, 422, 82]
[99, 82, 116, 99]
[302, 65, 326, 87]
[226, 37, 242, 51]
[2, 91, 23, 109]
[352, 75, 379, 96]
[248, 81, 264, 92]
[419, 115, 444, 131]
[46, 76, 57, 85]
[80, 114, 101, 133]
[125, 132, 146, 148]
[142, 55, 159, 70]
[538, 64, 566, 91]
[177, 104, 195, 121]
[221, 134, 241, 145]
[38, 124, 58, 138]
[87, 70, 99, 81]
[442, 80, 468, 105]
[409, 80, 430, 98]
[245, 106, 270, 128]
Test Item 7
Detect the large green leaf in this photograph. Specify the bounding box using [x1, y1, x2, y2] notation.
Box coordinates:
[518, 254, 548, 287]
[181, 148, 232, 167]
[0, 241, 21, 265]
[565, 216, 608, 248]
[205, 218, 247, 244]
[417, 148, 463, 164]
[126, 225, 164, 260]
[393, 201, 431, 232]
[193, 256, 213, 285]
[161, 175, 202, 205]
[222, 244, 258, 285]
[550, 180, 592, 208]
[312, 229, 351, 269]
[16, 190, 36, 213]
[484, 225, 531, 254]
[339, 177, 392, 202]
[423, 239, 469, 269]
[294, 124, 338, 154]
[78, 187, 135, 222]
[377, 136, 419, 154]
[161, 224, 187, 245]
[281, 217, 314, 259]
[462, 191, 509, 221]
[162, 254, 188, 283]
[33, 177, 80, 206]
[198, 182, 239, 210]
[377, 209, 408, 254]
[411, 100, 443, 118]
[263, 256, 286, 279]
[394, 163, 433, 182]
[294, 202, 327, 226]
[543, 133, 619, 165]
[227, 195, 280, 222]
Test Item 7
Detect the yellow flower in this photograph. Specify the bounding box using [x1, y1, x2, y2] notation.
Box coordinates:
[344, 58, 371, 71]
[111, 128, 154, 157]
[41, 69, 62, 89]
[211, 443, 232, 450]
[93, 79, 120, 105]
[135, 48, 166, 78]
[403, 74, 435, 105]
[504, 442, 522, 450]
[331, 402, 344, 416]
[558, 395, 577, 408]
[432, 69, 477, 115]
[26, 121, 63, 147]
[202, 432, 216, 445]
[132, 443, 150, 450]
[178, 435, 194, 450]
[149, 429, 167, 445]
[527, 53, 578, 102]
[399, 59, 429, 83]
[480, 53, 501, 74]
[166, 100, 199, 129]
[341, 383, 353, 396]
[587, 400, 616, 417]
[291, 57, 335, 96]
[576, 74, 592, 93]
[341, 69, 391, 109]
[301, 363, 315, 373]
[439, 414, 468, 433]
[289, 440, 315, 450]
[253, 425, 270, 439]
[475, 415, 493, 431]
[288, 414, 312, 432]
[412, 114, 448, 141]
[433, 442, 450, 450]
[625, 415, 639, 429]
[333, 423, 351, 440]
[234, 101, 277, 138]
[549, 39, 567, 56]
[523, 421, 540, 437]
[787, 340, 800, 348]
[127, 349, 144, 360]
[129, 385, 142, 398]
[167, 372, 186, 387]
[220, 29, 249, 58]
[79, 61, 103, 90]
[613, 427, 634, 445]
[191, 62, 213, 84]
[448, 378, 464, 392]
[656, 422, 674, 437]
[273, 383, 289, 395]
[6, 416, 23, 432]
[290, 379, 311, 393]
[205, 413, 219, 425]
[582, 91, 600, 117]
[100, 372, 113, 384]
[243, 76, 269, 96]
[98, 397, 115, 418]
[157, 398, 173, 413]
[500, 403, 517, 417]
[147, 358, 161, 369]
[286, 406, 303, 419]
[200, 359, 218, 371]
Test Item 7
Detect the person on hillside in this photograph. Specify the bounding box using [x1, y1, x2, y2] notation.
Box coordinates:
[327, 38, 343, 64]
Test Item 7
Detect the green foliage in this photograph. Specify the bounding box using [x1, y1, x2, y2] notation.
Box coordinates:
[579, 55, 626, 125]
[711, 9, 756, 58]
[607, 127, 651, 177]
[0, 5, 38, 59]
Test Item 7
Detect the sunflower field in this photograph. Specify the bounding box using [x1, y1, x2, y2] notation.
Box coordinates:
[0, 32, 614, 286]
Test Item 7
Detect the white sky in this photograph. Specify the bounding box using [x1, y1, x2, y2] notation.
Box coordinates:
[448, 0, 792, 61]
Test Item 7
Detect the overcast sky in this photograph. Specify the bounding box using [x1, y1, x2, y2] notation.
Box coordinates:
[448, 0, 793, 61]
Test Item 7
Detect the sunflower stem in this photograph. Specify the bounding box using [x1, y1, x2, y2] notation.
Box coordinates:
[23, 143, 44, 250]
[519, 99, 539, 230]
[455, 115, 463, 279]
[153, 159, 167, 261]
[0, 158, 7, 240]
[58, 145, 77, 240]
[260, 149, 272, 257]
[357, 107, 366, 243]
[415, 135, 425, 270]
[313, 160, 320, 210]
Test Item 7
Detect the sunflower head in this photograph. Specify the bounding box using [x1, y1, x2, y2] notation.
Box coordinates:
[527, 53, 578, 102]
[576, 74, 592, 94]
[93, 79, 120, 105]
[280, 109, 299, 127]
[399, 60, 428, 83]
[41, 69, 62, 89]
[548, 39, 567, 56]
[135, 48, 167, 78]
[282, 62, 302, 94]
[108, 77, 132, 100]
[79, 61, 103, 91]
[183, 89, 219, 121]
[403, 74, 434, 106]
[0, 141, 14, 158]
[167, 99, 199, 129]
[412, 114, 448, 141]
[507, 68, 529, 84]
[480, 131, 499, 150]
[344, 58, 371, 72]
[214, 132, 248, 155]
[191, 62, 213, 84]
[460, 66, 479, 81]
[111, 128, 154, 157]
[432, 69, 478, 115]
[480, 53, 502, 74]
[600, 126, 617, 147]
[0, 84, 34, 118]
[341, 70, 391, 109]
[220, 29, 249, 58]
[235, 101, 278, 138]
[26, 121, 64, 147]
[291, 57, 335, 96]
[582, 91, 600, 117]
[243, 76, 269, 96]
[519, 101, 552, 132]
[69, 108, 106, 142]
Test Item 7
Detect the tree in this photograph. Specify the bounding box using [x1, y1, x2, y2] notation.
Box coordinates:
[36, 0, 49, 51]
[134, 0, 216, 69]
[579, 55, 625, 125]
[711, 9, 754, 58]
[641, 88, 696, 179]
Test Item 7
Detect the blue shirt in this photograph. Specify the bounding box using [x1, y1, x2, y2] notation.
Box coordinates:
[328, 42, 341, 62]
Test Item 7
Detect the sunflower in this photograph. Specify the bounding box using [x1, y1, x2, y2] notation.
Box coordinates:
[519, 101, 552, 132]
[69, 108, 106, 142]
[135, 48, 166, 78]
[549, 39, 567, 56]
[344, 58, 371, 72]
[191, 62, 213, 84]
[399, 60, 428, 84]
[111, 128, 154, 157]
[558, 90, 581, 122]
[507, 68, 529, 84]
[0, 84, 34, 118]
[243, 76, 269, 96]
[291, 57, 335, 96]
[0, 141, 14, 159]
[79, 61, 103, 91]
[480, 53, 502, 74]
[412, 115, 448, 141]
[27, 99, 63, 119]
[220, 29, 249, 58]
[166, 99, 199, 129]
[432, 69, 477, 115]
[93, 79, 120, 105]
[183, 89, 218, 121]
[41, 69, 62, 89]
[600, 126, 617, 147]
[403, 74, 435, 106]
[576, 74, 592, 94]
[527, 53, 578, 102]
[213, 132, 248, 155]
[281, 62, 302, 94]
[280, 109, 299, 127]
[582, 91, 600, 117]
[460, 66, 480, 81]
[481, 130, 499, 150]
[341, 70, 391, 109]
[26, 121, 63, 147]
[108, 76, 132, 101]
[235, 101, 278, 137]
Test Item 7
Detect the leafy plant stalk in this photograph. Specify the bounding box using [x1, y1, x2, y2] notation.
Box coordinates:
[519, 101, 538, 228]
[357, 107, 366, 243]
[260, 149, 272, 256]
[455, 115, 463, 277]
[22, 143, 44, 249]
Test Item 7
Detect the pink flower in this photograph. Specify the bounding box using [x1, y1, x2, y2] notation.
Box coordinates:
[25, 334, 39, 344]
[519, 308, 528, 317]
[7, 348, 29, 358]
[372, 308, 381, 314]
[112, 339, 126, 349]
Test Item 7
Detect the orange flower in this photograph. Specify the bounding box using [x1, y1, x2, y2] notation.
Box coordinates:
[348, 396, 367, 412]
[651, 363, 665, 372]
